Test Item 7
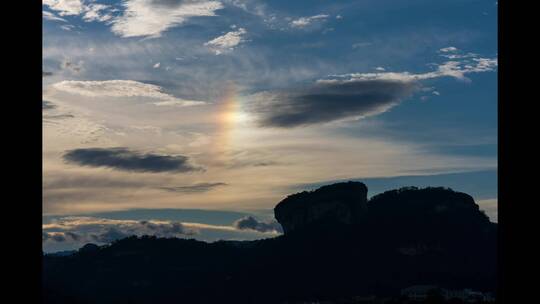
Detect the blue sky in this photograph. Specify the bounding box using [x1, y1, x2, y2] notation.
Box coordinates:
[42, 0, 497, 252]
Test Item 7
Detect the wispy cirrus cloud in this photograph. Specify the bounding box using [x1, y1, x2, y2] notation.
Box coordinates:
[43, 0, 85, 16]
[60, 24, 77, 31]
[44, 0, 224, 38]
[43, 10, 68, 22]
[44, 174, 148, 190]
[328, 50, 497, 82]
[159, 182, 228, 193]
[290, 14, 329, 28]
[43, 0, 113, 25]
[51, 80, 206, 107]
[111, 0, 224, 38]
[82, 3, 113, 22]
[63, 147, 204, 173]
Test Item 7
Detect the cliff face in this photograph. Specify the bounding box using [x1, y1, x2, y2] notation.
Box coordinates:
[274, 181, 368, 234]
[366, 186, 493, 236]
[274, 183, 494, 239]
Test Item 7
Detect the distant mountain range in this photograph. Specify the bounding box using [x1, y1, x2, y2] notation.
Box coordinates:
[42, 182, 496, 304]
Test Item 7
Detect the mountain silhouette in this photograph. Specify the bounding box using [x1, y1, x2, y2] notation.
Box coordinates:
[42, 182, 496, 303]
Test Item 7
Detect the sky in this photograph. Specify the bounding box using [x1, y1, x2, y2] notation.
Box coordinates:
[42, 0, 497, 252]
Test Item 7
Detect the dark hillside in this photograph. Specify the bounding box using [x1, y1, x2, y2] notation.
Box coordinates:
[43, 182, 496, 303]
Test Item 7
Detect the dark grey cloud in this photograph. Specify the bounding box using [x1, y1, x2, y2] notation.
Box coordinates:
[233, 216, 283, 233]
[159, 182, 228, 193]
[43, 100, 56, 110]
[63, 147, 203, 173]
[249, 79, 418, 128]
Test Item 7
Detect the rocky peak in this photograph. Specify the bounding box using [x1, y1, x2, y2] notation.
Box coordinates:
[274, 181, 368, 234]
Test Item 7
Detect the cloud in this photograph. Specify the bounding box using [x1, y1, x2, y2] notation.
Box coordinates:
[43, 10, 67, 22]
[248, 52, 497, 128]
[137, 221, 190, 235]
[204, 28, 247, 55]
[60, 24, 76, 31]
[43, 231, 82, 242]
[152, 100, 204, 106]
[82, 3, 113, 22]
[44, 0, 223, 38]
[42, 100, 77, 120]
[290, 14, 329, 28]
[233, 216, 283, 233]
[43, 114, 76, 121]
[60, 58, 84, 73]
[44, 1, 113, 23]
[439, 46, 458, 53]
[153, 62, 161, 68]
[43, 217, 195, 244]
[51, 80, 206, 107]
[223, 0, 267, 18]
[43, 100, 57, 110]
[249, 78, 418, 128]
[49, 233, 67, 242]
[330, 56, 497, 82]
[42, 215, 281, 249]
[43, 71, 54, 77]
[43, 109, 110, 144]
[159, 182, 228, 193]
[43, 0, 85, 16]
[63, 147, 203, 173]
[44, 175, 147, 190]
[110, 0, 224, 38]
